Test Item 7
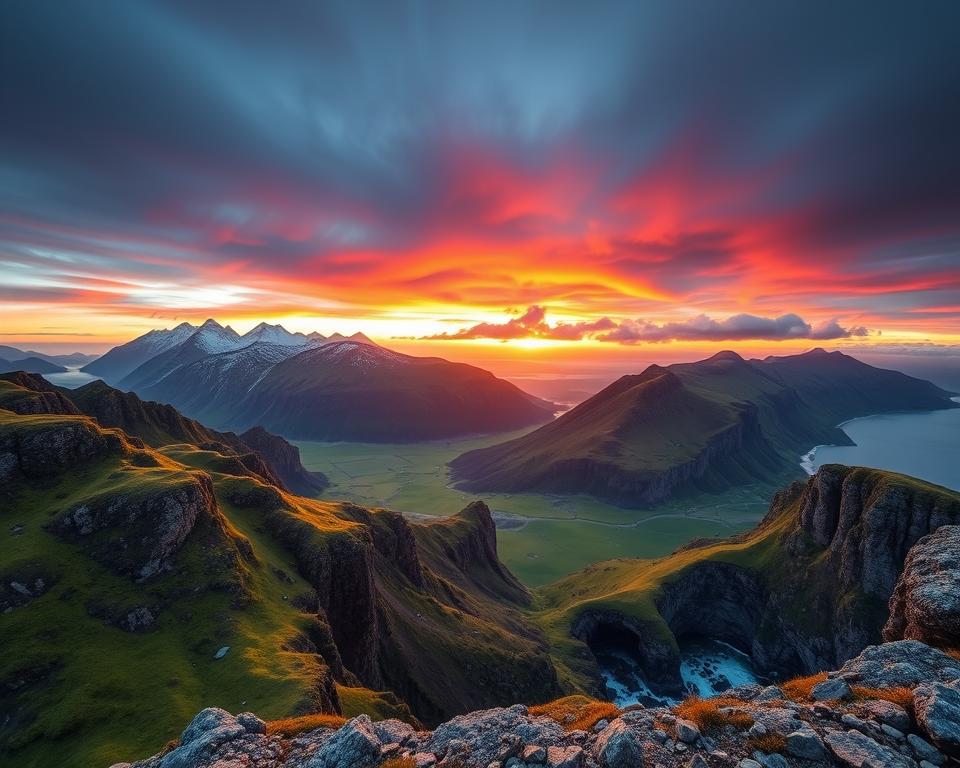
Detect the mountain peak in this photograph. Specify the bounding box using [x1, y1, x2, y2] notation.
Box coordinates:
[709, 350, 745, 363]
[199, 318, 223, 329]
[350, 331, 375, 345]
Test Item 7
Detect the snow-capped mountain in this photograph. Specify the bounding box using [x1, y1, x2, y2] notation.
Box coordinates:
[93, 320, 553, 442]
[139, 341, 307, 428]
[81, 321, 197, 382]
[231, 340, 557, 441]
[240, 322, 310, 347]
[119, 319, 246, 390]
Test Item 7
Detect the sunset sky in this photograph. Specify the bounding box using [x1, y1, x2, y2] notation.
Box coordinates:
[2, 1, 959, 373]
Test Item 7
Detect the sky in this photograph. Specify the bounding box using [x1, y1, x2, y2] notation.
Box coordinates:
[2, 1, 959, 374]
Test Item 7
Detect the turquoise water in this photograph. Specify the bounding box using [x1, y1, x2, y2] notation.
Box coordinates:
[599, 638, 759, 707]
[802, 400, 960, 492]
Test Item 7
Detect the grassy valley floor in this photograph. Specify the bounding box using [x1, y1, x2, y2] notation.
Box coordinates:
[296, 432, 794, 586]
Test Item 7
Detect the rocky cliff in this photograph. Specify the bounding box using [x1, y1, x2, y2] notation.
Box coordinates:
[0, 371, 328, 494]
[239, 425, 328, 495]
[546, 464, 960, 701]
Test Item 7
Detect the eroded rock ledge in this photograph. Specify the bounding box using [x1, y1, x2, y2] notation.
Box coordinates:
[116, 640, 960, 768]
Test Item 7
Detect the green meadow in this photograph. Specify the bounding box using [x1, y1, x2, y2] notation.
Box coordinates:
[296, 432, 783, 586]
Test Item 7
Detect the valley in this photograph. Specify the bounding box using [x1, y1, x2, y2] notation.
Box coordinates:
[297, 435, 780, 586]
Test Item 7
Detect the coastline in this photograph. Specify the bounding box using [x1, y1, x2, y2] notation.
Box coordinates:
[800, 397, 960, 483]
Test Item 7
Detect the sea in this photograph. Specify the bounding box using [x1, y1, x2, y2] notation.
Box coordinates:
[801, 398, 960, 492]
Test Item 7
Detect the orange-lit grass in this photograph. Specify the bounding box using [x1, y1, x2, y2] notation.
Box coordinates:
[746, 732, 787, 754]
[382, 759, 417, 768]
[529, 695, 620, 732]
[851, 685, 914, 711]
[674, 696, 754, 732]
[782, 672, 828, 702]
[266, 713, 347, 737]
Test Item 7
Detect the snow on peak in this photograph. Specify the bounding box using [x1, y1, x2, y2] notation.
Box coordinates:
[241, 322, 308, 347]
[191, 321, 243, 354]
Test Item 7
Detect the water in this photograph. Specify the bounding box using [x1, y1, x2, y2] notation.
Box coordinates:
[802, 400, 960, 491]
[43, 367, 99, 388]
[598, 637, 759, 707]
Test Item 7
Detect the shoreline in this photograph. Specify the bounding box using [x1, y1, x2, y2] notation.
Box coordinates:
[800, 397, 960, 478]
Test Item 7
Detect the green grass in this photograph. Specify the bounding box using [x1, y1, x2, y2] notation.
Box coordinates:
[0, 453, 329, 766]
[0, 407, 375, 767]
[296, 435, 777, 586]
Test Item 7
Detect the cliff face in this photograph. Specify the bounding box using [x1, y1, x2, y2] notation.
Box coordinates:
[560, 465, 960, 701]
[781, 464, 960, 662]
[239, 425, 329, 495]
[0, 372, 323, 498]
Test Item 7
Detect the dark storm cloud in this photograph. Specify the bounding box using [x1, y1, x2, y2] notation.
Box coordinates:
[1, 0, 958, 320]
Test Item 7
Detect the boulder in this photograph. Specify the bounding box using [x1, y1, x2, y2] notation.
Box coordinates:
[159, 708, 246, 768]
[824, 728, 915, 768]
[907, 733, 944, 765]
[914, 681, 960, 756]
[594, 719, 643, 767]
[306, 715, 381, 768]
[546, 745, 583, 768]
[884, 526, 960, 649]
[374, 718, 416, 746]
[860, 699, 911, 732]
[811, 678, 851, 701]
[675, 718, 700, 743]
[837, 640, 960, 688]
[785, 724, 828, 761]
[426, 705, 564, 767]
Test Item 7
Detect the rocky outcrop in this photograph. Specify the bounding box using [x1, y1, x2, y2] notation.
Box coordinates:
[240, 425, 329, 495]
[49, 472, 221, 580]
[0, 415, 122, 487]
[791, 464, 960, 599]
[123, 640, 959, 768]
[884, 524, 960, 649]
[0, 371, 79, 415]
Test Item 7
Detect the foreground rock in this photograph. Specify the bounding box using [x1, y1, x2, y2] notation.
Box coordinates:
[121, 640, 959, 768]
[884, 524, 960, 650]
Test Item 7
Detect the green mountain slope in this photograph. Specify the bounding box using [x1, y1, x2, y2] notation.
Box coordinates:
[0, 404, 557, 766]
[450, 350, 956, 506]
[0, 372, 328, 495]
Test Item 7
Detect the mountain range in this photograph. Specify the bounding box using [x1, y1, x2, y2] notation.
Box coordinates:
[84, 320, 557, 441]
[0, 345, 98, 370]
[3, 369, 959, 765]
[450, 348, 957, 506]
